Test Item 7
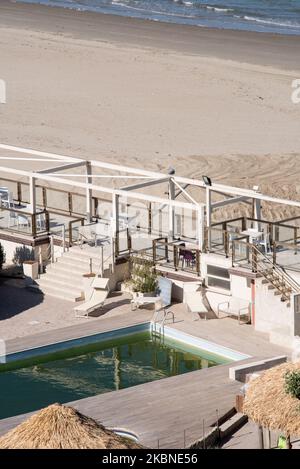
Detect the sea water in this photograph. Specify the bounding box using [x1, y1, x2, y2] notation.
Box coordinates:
[16, 0, 300, 36]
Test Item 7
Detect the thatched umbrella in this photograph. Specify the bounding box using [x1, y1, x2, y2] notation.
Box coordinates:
[0, 403, 142, 449]
[243, 361, 300, 447]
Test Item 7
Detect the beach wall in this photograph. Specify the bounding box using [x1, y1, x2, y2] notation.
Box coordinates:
[254, 278, 300, 348]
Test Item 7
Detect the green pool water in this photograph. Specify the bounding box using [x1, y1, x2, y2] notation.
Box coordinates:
[0, 332, 229, 420]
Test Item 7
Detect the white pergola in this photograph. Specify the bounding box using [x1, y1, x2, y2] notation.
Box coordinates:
[1, 144, 300, 249]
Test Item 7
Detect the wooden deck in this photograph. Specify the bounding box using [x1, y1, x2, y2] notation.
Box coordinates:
[0, 304, 290, 449]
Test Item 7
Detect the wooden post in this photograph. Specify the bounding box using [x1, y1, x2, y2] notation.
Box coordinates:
[224, 230, 229, 258]
[68, 192, 73, 216]
[294, 227, 297, 255]
[196, 249, 200, 276]
[94, 197, 99, 218]
[45, 210, 50, 233]
[17, 182, 22, 206]
[148, 202, 152, 235]
[165, 237, 169, 262]
[173, 245, 178, 271]
[38, 246, 43, 274]
[115, 234, 119, 259]
[32, 213, 37, 237]
[153, 239, 157, 266]
[127, 228, 132, 252]
[42, 187, 47, 209]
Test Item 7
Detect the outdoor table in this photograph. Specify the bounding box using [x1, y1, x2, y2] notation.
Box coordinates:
[241, 229, 263, 244]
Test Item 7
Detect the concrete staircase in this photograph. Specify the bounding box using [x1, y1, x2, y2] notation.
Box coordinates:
[252, 244, 300, 306]
[36, 245, 112, 302]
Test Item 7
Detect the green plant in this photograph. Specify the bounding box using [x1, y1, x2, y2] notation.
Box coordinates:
[284, 370, 300, 399]
[12, 245, 35, 266]
[0, 242, 5, 270]
[129, 256, 158, 294]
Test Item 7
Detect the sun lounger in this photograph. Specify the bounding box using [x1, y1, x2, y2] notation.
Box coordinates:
[74, 277, 109, 318]
[131, 295, 161, 311]
[185, 291, 208, 320]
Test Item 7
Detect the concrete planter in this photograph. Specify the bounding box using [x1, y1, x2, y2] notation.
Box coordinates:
[23, 260, 39, 283]
[82, 273, 96, 300]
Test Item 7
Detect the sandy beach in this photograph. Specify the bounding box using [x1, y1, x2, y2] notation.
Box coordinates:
[0, 1, 300, 206]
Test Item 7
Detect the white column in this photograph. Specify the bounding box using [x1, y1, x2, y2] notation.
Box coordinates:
[206, 187, 212, 250]
[85, 162, 92, 223]
[112, 193, 119, 237]
[197, 205, 205, 250]
[168, 179, 175, 239]
[29, 176, 36, 214]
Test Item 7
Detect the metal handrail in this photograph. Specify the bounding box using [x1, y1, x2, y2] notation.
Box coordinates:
[159, 310, 175, 337]
[151, 308, 175, 339]
[250, 243, 300, 295]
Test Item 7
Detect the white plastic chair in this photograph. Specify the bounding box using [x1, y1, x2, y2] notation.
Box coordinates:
[257, 232, 271, 254]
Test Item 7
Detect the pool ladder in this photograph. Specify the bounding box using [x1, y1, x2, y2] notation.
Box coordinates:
[151, 308, 175, 344]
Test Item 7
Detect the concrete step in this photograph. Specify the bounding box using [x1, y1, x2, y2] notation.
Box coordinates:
[46, 263, 86, 277]
[39, 273, 84, 290]
[219, 412, 248, 439]
[35, 283, 81, 302]
[57, 257, 105, 272]
[37, 278, 83, 301]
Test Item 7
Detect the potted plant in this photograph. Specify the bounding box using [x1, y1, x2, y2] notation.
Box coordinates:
[129, 256, 158, 297]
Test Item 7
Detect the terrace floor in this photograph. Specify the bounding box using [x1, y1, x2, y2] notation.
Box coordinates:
[0, 283, 290, 449]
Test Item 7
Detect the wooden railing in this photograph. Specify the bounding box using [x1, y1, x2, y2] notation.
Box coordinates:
[152, 237, 201, 276]
[0, 205, 49, 237]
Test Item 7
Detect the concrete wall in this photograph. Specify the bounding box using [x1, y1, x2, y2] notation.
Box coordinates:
[255, 277, 294, 336]
[200, 253, 232, 281]
[109, 261, 130, 291]
[230, 275, 251, 303]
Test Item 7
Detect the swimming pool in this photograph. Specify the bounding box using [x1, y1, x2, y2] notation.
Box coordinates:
[0, 324, 249, 420]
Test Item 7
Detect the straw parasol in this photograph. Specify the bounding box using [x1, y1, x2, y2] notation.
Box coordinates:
[0, 403, 143, 449]
[243, 361, 300, 438]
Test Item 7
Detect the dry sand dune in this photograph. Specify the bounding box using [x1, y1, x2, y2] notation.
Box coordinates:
[0, 1, 300, 219]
